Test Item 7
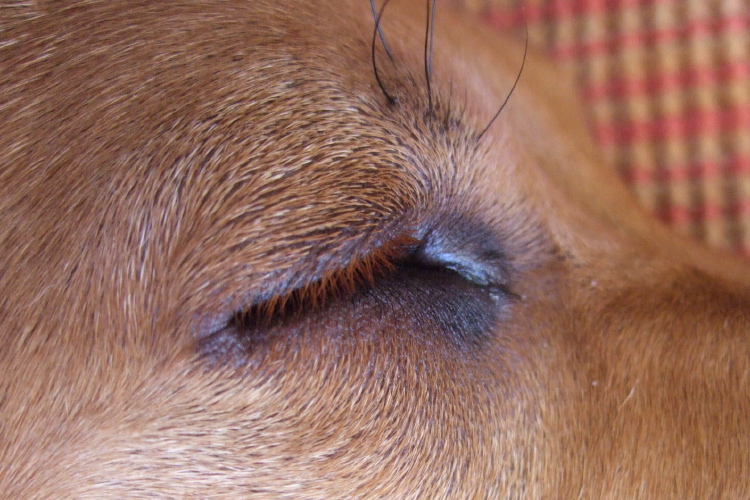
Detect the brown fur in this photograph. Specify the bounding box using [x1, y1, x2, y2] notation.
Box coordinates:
[1, 0, 749, 498]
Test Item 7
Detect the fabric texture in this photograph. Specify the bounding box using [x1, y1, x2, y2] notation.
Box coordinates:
[449, 0, 750, 255]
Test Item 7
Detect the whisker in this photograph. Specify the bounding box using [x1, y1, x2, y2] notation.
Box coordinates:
[371, 0, 397, 105]
[424, 0, 437, 113]
[476, 25, 529, 142]
[369, 0, 394, 62]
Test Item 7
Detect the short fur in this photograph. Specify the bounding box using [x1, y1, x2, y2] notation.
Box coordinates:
[1, 0, 749, 498]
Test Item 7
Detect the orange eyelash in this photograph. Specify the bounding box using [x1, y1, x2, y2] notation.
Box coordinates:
[235, 232, 423, 327]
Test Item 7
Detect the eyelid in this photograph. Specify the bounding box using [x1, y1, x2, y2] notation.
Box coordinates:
[415, 246, 494, 286]
[414, 222, 512, 283]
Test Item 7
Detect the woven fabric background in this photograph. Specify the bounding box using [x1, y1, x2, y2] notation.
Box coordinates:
[449, 0, 750, 255]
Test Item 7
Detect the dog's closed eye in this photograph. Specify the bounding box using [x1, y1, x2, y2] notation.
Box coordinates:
[199, 220, 518, 365]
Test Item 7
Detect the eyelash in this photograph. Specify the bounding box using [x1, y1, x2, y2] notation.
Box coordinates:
[232, 232, 423, 329]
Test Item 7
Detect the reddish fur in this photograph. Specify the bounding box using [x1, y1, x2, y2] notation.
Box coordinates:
[1, 0, 749, 498]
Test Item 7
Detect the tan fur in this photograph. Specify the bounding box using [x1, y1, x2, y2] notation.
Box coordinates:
[1, 1, 749, 498]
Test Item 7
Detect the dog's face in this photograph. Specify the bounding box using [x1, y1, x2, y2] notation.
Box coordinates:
[2, 1, 749, 497]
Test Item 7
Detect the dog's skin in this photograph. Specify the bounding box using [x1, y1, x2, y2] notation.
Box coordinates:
[1, 0, 749, 498]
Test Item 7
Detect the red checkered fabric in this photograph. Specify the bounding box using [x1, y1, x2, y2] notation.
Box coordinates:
[451, 0, 750, 255]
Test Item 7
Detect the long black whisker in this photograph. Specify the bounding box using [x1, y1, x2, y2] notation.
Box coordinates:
[371, 0, 396, 105]
[476, 25, 529, 142]
[370, 0, 394, 62]
[424, 0, 437, 113]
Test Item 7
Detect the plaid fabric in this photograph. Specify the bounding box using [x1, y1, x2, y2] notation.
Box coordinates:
[449, 0, 750, 255]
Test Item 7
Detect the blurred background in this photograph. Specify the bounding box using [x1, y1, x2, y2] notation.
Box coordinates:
[449, 0, 750, 255]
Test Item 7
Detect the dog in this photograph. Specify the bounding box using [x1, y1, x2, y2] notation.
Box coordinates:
[1, 0, 749, 497]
